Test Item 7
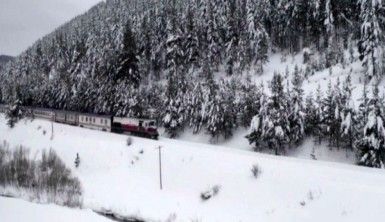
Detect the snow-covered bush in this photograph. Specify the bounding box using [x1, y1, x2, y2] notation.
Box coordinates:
[126, 136, 133, 146]
[0, 143, 82, 207]
[200, 185, 220, 201]
[251, 164, 261, 178]
[74, 153, 80, 168]
[5, 99, 23, 128]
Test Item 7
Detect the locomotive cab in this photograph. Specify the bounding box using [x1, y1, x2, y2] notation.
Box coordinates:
[112, 117, 159, 139]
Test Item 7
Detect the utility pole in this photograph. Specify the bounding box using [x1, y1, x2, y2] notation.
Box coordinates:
[158, 146, 163, 190]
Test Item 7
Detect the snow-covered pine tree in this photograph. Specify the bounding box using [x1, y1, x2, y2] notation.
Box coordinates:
[288, 66, 305, 145]
[358, 0, 384, 81]
[357, 82, 370, 133]
[162, 96, 185, 138]
[238, 76, 261, 128]
[255, 24, 269, 74]
[6, 97, 22, 128]
[246, 83, 268, 150]
[356, 85, 385, 168]
[243, 0, 269, 73]
[205, 0, 221, 70]
[322, 80, 336, 146]
[248, 73, 290, 155]
[225, 0, 238, 76]
[188, 82, 205, 134]
[115, 20, 140, 87]
[324, 0, 344, 68]
[206, 94, 223, 141]
[331, 78, 343, 148]
[138, 14, 152, 80]
[206, 79, 237, 141]
[304, 93, 316, 135]
[264, 72, 290, 155]
[340, 75, 358, 150]
[313, 84, 324, 144]
[183, 2, 200, 69]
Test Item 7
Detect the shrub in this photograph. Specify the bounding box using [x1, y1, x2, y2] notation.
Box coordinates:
[200, 185, 220, 201]
[5, 100, 23, 128]
[251, 164, 261, 178]
[74, 153, 80, 168]
[126, 137, 132, 146]
[0, 143, 82, 207]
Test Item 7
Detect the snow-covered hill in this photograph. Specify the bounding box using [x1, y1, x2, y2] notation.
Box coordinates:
[1, 115, 385, 221]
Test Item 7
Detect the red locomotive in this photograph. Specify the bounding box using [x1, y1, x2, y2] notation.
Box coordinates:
[112, 117, 159, 139]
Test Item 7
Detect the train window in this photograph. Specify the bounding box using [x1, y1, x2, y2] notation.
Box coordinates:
[149, 121, 155, 127]
[139, 121, 143, 127]
[86, 117, 88, 122]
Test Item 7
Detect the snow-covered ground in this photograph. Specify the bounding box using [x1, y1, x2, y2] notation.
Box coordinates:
[0, 197, 110, 222]
[1, 114, 385, 221]
[177, 128, 356, 164]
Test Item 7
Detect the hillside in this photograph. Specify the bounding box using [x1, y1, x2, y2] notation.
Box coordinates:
[0, 55, 14, 71]
[0, 0, 385, 167]
[1, 115, 385, 221]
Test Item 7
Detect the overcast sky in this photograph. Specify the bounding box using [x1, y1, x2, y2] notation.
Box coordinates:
[0, 0, 102, 56]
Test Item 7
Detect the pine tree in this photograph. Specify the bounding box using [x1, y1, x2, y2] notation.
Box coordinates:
[188, 82, 205, 134]
[6, 97, 22, 128]
[206, 80, 237, 141]
[115, 20, 140, 87]
[267, 73, 290, 154]
[324, 0, 339, 67]
[304, 93, 316, 135]
[162, 96, 185, 138]
[332, 78, 343, 148]
[357, 83, 370, 133]
[314, 84, 324, 144]
[356, 85, 385, 168]
[206, 95, 223, 141]
[289, 66, 305, 144]
[358, 0, 384, 80]
[255, 25, 269, 74]
[246, 83, 268, 150]
[206, 0, 221, 70]
[225, 0, 238, 76]
[238, 76, 261, 128]
[340, 75, 357, 150]
[248, 72, 291, 154]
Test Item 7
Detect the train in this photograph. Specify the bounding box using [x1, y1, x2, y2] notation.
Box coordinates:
[0, 104, 159, 139]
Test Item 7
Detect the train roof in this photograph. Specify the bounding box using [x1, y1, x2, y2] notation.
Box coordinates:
[55, 110, 81, 115]
[114, 116, 157, 122]
[78, 112, 112, 118]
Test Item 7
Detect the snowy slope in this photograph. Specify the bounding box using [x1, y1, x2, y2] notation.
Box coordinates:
[175, 50, 368, 163]
[1, 114, 385, 221]
[0, 197, 110, 222]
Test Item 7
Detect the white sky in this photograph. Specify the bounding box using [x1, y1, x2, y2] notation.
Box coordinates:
[0, 0, 102, 56]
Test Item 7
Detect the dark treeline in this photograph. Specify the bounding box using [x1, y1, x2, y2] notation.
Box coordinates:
[0, 1, 384, 166]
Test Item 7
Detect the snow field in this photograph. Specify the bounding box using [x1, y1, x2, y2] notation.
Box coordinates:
[0, 197, 110, 222]
[1, 115, 385, 221]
